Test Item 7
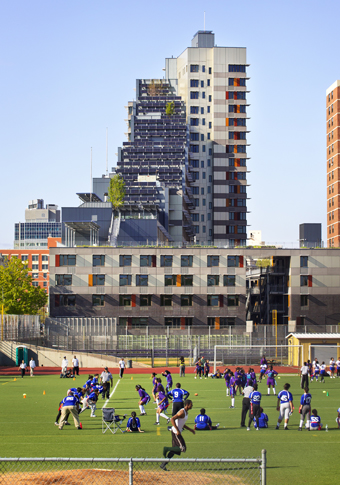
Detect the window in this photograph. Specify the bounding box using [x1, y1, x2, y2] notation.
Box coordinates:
[32, 282, 39, 287]
[300, 256, 308, 268]
[191, 159, 199, 168]
[120, 255, 132, 266]
[203, 172, 206, 179]
[207, 133, 210, 140]
[60, 255, 76, 266]
[32, 273, 39, 279]
[208, 95, 212, 102]
[32, 264, 39, 270]
[136, 275, 148, 286]
[190, 79, 199, 87]
[227, 295, 239, 306]
[209, 67, 212, 74]
[300, 275, 308, 287]
[190, 133, 199, 141]
[41, 264, 48, 270]
[227, 255, 242, 267]
[208, 275, 219, 286]
[165, 275, 177, 286]
[190, 91, 199, 99]
[229, 65, 246, 72]
[224, 275, 236, 286]
[192, 214, 199, 222]
[203, 199, 206, 206]
[192, 187, 199, 195]
[201, 188, 204, 195]
[93, 295, 105, 306]
[120, 274, 132, 286]
[202, 145, 206, 152]
[207, 79, 210, 86]
[140, 295, 152, 307]
[193, 172, 199, 180]
[201, 161, 204, 168]
[181, 275, 193, 286]
[32, 255, 39, 262]
[202, 118, 205, 125]
[21, 255, 28, 262]
[54, 295, 76, 307]
[201, 134, 204, 141]
[181, 295, 193, 306]
[209, 202, 212, 209]
[190, 118, 199, 126]
[161, 295, 173, 306]
[181, 255, 193, 267]
[300, 295, 308, 307]
[207, 255, 219, 267]
[42, 255, 48, 261]
[140, 255, 155, 267]
[201, 214, 204, 221]
[202, 65, 205, 72]
[201, 80, 204, 87]
[190, 106, 199, 114]
[56, 274, 72, 286]
[207, 295, 220, 307]
[202, 92, 205, 99]
[93, 255, 105, 266]
[43, 281, 47, 287]
[43, 273, 47, 279]
[208, 212, 211, 219]
[207, 159, 211, 166]
[119, 295, 132, 306]
[190, 145, 199, 153]
[201, 107, 204, 114]
[161, 255, 173, 267]
[190, 64, 199, 72]
[207, 106, 210, 113]
[194, 199, 199, 207]
[93, 274, 105, 286]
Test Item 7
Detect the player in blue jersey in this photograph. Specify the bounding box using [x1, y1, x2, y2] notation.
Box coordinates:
[79, 388, 99, 417]
[248, 384, 261, 430]
[253, 407, 268, 429]
[298, 387, 312, 431]
[265, 365, 278, 395]
[136, 385, 150, 415]
[162, 370, 173, 392]
[310, 409, 322, 430]
[155, 385, 171, 425]
[194, 408, 219, 430]
[168, 383, 190, 416]
[329, 358, 335, 378]
[59, 392, 81, 430]
[126, 411, 144, 432]
[276, 383, 294, 430]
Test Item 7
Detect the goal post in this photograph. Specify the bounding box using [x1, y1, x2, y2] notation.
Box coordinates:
[213, 344, 303, 373]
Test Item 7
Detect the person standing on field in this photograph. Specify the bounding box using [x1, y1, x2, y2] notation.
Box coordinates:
[276, 383, 294, 430]
[100, 367, 113, 399]
[29, 357, 36, 377]
[19, 360, 27, 378]
[119, 358, 126, 378]
[72, 355, 79, 375]
[300, 362, 309, 389]
[61, 356, 68, 374]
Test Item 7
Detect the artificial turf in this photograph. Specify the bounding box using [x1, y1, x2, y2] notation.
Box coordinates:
[0, 371, 339, 483]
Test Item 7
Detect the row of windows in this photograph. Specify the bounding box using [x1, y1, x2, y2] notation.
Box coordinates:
[190, 65, 212, 74]
[53, 294, 240, 308]
[226, 118, 247, 127]
[190, 159, 211, 167]
[229, 65, 246, 73]
[20, 255, 49, 262]
[226, 198, 247, 207]
[229, 132, 247, 140]
[226, 172, 246, 180]
[190, 113, 212, 125]
[229, 78, 246, 87]
[190, 79, 211, 88]
[191, 171, 212, 182]
[121, 317, 236, 328]
[56, 254, 244, 268]
[190, 92, 212, 102]
[190, 106, 211, 115]
[226, 91, 246, 100]
[191, 133, 211, 141]
[55, 273, 239, 287]
[226, 145, 247, 154]
[229, 105, 247, 113]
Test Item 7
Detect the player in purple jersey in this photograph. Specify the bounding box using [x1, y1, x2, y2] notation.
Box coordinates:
[204, 360, 210, 378]
[155, 385, 170, 425]
[162, 370, 173, 392]
[224, 370, 231, 396]
[310, 409, 322, 430]
[151, 373, 158, 402]
[194, 361, 202, 379]
[229, 372, 237, 408]
[194, 408, 219, 430]
[298, 387, 312, 431]
[265, 365, 278, 395]
[136, 385, 150, 415]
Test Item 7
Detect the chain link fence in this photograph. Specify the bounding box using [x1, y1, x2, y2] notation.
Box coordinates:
[0, 455, 266, 484]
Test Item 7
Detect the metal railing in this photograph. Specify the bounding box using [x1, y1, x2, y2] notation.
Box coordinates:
[0, 454, 266, 484]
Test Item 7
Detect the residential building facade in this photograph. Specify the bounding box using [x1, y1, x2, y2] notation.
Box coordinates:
[165, 31, 249, 246]
[326, 81, 340, 247]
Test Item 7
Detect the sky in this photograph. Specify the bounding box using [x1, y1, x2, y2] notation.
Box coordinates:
[0, 0, 336, 248]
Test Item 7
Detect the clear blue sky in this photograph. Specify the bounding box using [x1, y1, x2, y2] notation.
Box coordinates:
[0, 0, 335, 248]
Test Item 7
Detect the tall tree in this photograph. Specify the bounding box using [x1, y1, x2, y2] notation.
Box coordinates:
[0, 257, 47, 315]
[108, 174, 126, 210]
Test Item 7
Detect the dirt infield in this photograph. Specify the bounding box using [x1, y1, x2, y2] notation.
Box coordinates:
[2, 468, 250, 485]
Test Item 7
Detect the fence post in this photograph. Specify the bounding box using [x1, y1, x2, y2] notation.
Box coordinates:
[261, 449, 266, 485]
[151, 336, 154, 368]
[129, 458, 133, 485]
[166, 337, 169, 366]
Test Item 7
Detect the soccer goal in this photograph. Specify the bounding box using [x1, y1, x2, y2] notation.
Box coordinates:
[213, 344, 303, 373]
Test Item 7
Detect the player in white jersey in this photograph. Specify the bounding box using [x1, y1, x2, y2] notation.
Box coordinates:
[161, 400, 195, 470]
[312, 359, 320, 381]
[329, 358, 335, 378]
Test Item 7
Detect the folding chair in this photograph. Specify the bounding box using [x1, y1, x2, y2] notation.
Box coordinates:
[102, 408, 126, 434]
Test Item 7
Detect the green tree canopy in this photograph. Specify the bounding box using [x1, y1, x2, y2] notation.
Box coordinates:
[0, 257, 48, 315]
[108, 174, 126, 210]
[165, 101, 175, 116]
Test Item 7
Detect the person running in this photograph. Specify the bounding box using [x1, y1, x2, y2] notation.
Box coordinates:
[161, 400, 195, 470]
[320, 362, 327, 383]
[194, 408, 219, 430]
[248, 384, 261, 431]
[126, 411, 144, 432]
[298, 387, 312, 431]
[329, 358, 335, 378]
[229, 371, 237, 408]
[312, 359, 320, 382]
[29, 358, 36, 377]
[154, 385, 170, 426]
[265, 365, 278, 395]
[276, 383, 294, 430]
[136, 385, 150, 416]
[168, 383, 190, 416]
[310, 409, 322, 430]
[253, 407, 268, 429]
[162, 370, 173, 392]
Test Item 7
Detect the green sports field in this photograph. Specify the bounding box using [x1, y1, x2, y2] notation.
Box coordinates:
[0, 372, 339, 483]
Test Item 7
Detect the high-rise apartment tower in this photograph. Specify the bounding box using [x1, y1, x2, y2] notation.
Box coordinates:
[326, 81, 340, 247]
[165, 31, 249, 247]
